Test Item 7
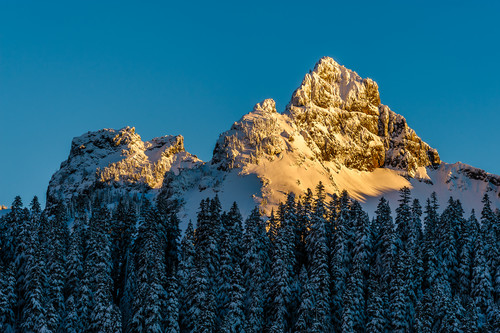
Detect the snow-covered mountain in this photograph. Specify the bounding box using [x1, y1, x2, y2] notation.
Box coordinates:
[47, 57, 500, 221]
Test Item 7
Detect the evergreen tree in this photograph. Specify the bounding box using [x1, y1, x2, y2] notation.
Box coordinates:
[0, 264, 17, 333]
[222, 265, 245, 333]
[471, 235, 493, 330]
[268, 207, 296, 332]
[110, 200, 136, 305]
[178, 221, 196, 333]
[86, 203, 122, 332]
[304, 182, 331, 331]
[480, 194, 500, 304]
[165, 276, 180, 333]
[20, 218, 49, 333]
[131, 201, 165, 332]
[330, 190, 352, 327]
[294, 267, 314, 333]
[242, 208, 269, 333]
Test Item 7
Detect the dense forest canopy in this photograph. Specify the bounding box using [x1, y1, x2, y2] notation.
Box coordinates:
[0, 185, 499, 332]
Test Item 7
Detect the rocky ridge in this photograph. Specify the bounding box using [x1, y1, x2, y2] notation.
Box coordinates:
[47, 127, 201, 205]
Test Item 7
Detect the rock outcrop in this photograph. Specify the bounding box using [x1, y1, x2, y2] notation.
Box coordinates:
[47, 127, 201, 205]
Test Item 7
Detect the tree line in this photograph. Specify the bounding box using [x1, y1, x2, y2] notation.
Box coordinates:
[0, 184, 499, 332]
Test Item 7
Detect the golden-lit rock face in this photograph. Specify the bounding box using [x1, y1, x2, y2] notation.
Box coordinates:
[47, 127, 201, 203]
[286, 56, 440, 176]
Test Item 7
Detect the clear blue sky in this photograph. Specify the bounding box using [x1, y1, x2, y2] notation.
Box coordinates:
[1, 1, 499, 207]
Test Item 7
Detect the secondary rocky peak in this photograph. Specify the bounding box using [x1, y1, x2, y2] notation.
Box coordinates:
[253, 98, 277, 113]
[47, 127, 201, 205]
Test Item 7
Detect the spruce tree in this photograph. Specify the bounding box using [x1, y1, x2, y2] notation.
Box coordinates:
[303, 182, 331, 331]
[242, 208, 269, 333]
[0, 263, 17, 333]
[222, 265, 246, 333]
[165, 276, 180, 333]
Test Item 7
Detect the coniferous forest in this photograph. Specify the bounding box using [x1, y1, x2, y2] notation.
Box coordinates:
[0, 184, 499, 332]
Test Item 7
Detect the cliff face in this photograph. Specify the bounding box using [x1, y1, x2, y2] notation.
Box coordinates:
[46, 127, 201, 204]
[286, 56, 440, 176]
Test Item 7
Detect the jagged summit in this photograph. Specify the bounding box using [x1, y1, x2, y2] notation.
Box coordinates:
[289, 56, 381, 115]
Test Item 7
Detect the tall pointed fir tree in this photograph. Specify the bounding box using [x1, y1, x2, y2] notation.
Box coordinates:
[130, 200, 166, 332]
[0, 263, 16, 333]
[221, 264, 246, 333]
[242, 207, 270, 333]
[294, 266, 314, 332]
[165, 275, 180, 333]
[43, 201, 70, 331]
[268, 202, 296, 332]
[110, 199, 136, 305]
[330, 190, 353, 328]
[87, 203, 122, 332]
[304, 182, 331, 331]
[480, 194, 500, 304]
[178, 221, 196, 332]
[471, 234, 494, 330]
[367, 197, 394, 330]
[217, 222, 234, 326]
[347, 201, 372, 332]
[20, 210, 50, 333]
[422, 193, 440, 291]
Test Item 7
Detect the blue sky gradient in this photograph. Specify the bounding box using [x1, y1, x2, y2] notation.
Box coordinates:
[1, 1, 499, 206]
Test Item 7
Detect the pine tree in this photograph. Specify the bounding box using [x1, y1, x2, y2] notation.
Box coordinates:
[366, 284, 386, 333]
[0, 263, 17, 333]
[268, 208, 296, 332]
[121, 250, 137, 332]
[86, 204, 123, 332]
[422, 193, 440, 290]
[390, 253, 411, 332]
[20, 217, 50, 333]
[178, 221, 196, 332]
[165, 276, 180, 333]
[242, 208, 269, 333]
[440, 198, 462, 291]
[217, 227, 234, 325]
[471, 235, 493, 330]
[111, 200, 136, 305]
[480, 194, 500, 304]
[165, 212, 181, 276]
[304, 182, 331, 331]
[294, 267, 314, 333]
[330, 190, 353, 327]
[221, 265, 246, 333]
[372, 197, 394, 298]
[44, 201, 70, 331]
[131, 200, 165, 332]
[63, 212, 86, 332]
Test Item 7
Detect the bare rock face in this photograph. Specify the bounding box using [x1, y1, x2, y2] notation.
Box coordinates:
[286, 56, 440, 176]
[212, 98, 293, 171]
[47, 127, 201, 204]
